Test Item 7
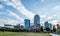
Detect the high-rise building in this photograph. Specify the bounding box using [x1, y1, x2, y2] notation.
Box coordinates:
[45, 22, 53, 30]
[49, 23, 53, 30]
[45, 21, 49, 29]
[24, 19, 30, 30]
[33, 15, 40, 32]
[34, 15, 40, 29]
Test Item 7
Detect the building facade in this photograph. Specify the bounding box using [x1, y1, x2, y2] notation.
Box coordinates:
[45, 21, 49, 29]
[14, 24, 20, 29]
[34, 15, 40, 27]
[49, 23, 53, 30]
[4, 24, 14, 28]
[24, 19, 30, 30]
[45, 22, 53, 30]
[34, 15, 40, 32]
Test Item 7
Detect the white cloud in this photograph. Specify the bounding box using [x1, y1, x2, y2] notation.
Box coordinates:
[6, 19, 21, 25]
[48, 16, 53, 20]
[2, 0, 35, 20]
[48, 20, 58, 25]
[0, 18, 22, 25]
[13, 0, 35, 20]
[47, 14, 57, 21]
[40, 15, 46, 18]
[0, 0, 25, 25]
[53, 14, 56, 17]
[7, 10, 24, 22]
[53, 5, 60, 11]
[0, 18, 9, 26]
[48, 19, 58, 25]
[51, 20, 58, 25]
[0, 19, 7, 24]
[0, 5, 4, 8]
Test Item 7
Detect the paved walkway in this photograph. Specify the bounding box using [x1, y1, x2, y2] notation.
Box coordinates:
[50, 33, 60, 36]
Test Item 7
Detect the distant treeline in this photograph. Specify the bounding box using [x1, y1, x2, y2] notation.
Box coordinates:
[0, 27, 27, 32]
[0, 27, 57, 32]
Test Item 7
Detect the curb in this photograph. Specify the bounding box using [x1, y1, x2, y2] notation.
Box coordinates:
[50, 33, 60, 36]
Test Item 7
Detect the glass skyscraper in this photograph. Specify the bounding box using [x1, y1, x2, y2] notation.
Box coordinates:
[45, 21, 49, 29]
[34, 15, 40, 28]
[24, 19, 30, 30]
[49, 23, 53, 30]
[45, 22, 52, 30]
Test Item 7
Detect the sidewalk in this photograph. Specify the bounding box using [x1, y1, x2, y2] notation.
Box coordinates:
[50, 33, 60, 36]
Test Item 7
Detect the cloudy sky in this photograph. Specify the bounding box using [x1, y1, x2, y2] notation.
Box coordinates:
[0, 0, 60, 25]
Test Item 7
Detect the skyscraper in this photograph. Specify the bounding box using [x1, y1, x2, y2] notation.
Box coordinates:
[49, 23, 53, 30]
[45, 21, 49, 29]
[24, 19, 30, 30]
[34, 15, 40, 28]
[45, 22, 53, 30]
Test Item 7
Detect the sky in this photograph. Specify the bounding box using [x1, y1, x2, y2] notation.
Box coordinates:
[0, 0, 60, 26]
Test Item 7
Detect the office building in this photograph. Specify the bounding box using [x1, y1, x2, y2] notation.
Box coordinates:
[44, 22, 53, 30]
[49, 23, 53, 30]
[4, 24, 14, 28]
[20, 25, 25, 30]
[34, 15, 40, 28]
[14, 24, 20, 29]
[34, 15, 40, 32]
[24, 19, 30, 30]
[45, 21, 49, 29]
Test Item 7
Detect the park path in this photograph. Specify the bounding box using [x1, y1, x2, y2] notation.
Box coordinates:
[50, 33, 60, 36]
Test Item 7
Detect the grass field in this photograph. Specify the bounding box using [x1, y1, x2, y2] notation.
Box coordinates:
[0, 32, 51, 36]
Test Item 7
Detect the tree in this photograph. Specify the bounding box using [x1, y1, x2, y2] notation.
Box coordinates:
[41, 27, 43, 32]
[53, 26, 57, 32]
[46, 27, 50, 34]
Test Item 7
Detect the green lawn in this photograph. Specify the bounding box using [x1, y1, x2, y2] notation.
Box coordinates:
[0, 32, 51, 36]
